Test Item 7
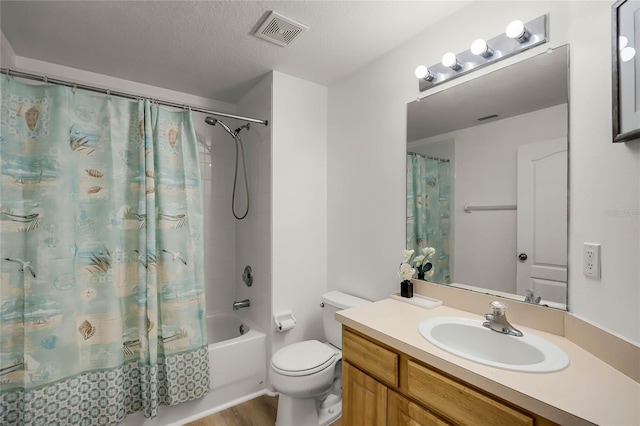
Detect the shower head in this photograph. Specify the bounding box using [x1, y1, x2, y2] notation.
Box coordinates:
[205, 116, 235, 138]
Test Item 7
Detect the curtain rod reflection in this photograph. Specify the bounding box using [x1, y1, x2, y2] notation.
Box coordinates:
[408, 152, 450, 163]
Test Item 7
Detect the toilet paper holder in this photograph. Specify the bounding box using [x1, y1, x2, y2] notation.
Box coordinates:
[274, 310, 297, 332]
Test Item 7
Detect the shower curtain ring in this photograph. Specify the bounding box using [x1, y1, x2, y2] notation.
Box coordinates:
[72, 83, 77, 94]
[5, 69, 11, 81]
[43, 75, 48, 85]
[106, 89, 111, 96]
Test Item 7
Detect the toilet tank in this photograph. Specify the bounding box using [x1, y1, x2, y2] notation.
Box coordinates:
[321, 291, 371, 349]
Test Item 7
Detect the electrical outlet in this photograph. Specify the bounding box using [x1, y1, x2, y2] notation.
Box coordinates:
[583, 243, 601, 279]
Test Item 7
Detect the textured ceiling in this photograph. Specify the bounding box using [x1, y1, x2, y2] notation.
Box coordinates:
[0, 1, 470, 103]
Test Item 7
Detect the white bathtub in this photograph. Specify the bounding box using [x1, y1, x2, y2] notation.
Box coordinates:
[206, 313, 267, 394]
[119, 312, 267, 426]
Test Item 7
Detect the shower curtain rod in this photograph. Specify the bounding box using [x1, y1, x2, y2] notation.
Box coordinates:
[0, 68, 269, 126]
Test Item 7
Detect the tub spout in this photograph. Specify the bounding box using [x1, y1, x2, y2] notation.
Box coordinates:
[233, 299, 250, 310]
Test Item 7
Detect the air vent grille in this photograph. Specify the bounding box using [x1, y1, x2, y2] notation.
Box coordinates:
[254, 11, 308, 47]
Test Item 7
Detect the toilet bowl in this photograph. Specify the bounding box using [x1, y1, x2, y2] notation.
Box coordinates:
[269, 291, 370, 426]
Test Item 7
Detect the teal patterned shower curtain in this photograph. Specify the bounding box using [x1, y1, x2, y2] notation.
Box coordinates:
[406, 153, 451, 284]
[0, 78, 209, 425]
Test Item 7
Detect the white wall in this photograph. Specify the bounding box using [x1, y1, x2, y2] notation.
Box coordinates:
[235, 74, 273, 332]
[201, 112, 237, 315]
[1, 30, 16, 68]
[328, 1, 640, 344]
[14, 57, 235, 113]
[564, 1, 639, 343]
[271, 71, 328, 357]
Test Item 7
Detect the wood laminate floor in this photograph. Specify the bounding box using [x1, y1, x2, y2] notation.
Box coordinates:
[185, 395, 342, 426]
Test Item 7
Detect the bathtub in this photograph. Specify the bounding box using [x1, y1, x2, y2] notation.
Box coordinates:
[206, 313, 267, 394]
[119, 312, 267, 426]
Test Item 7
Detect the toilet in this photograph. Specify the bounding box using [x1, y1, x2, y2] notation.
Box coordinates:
[270, 291, 371, 426]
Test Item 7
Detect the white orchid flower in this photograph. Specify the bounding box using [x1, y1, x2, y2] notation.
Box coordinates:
[425, 268, 435, 278]
[401, 249, 414, 262]
[422, 247, 436, 258]
[412, 255, 425, 266]
[398, 262, 416, 280]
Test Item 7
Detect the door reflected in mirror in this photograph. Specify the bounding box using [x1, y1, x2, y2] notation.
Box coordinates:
[406, 45, 569, 310]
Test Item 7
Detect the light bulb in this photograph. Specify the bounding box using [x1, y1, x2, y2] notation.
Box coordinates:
[470, 39, 493, 58]
[441, 52, 456, 67]
[619, 36, 629, 50]
[621, 46, 636, 62]
[415, 65, 435, 82]
[506, 20, 529, 42]
[442, 52, 462, 71]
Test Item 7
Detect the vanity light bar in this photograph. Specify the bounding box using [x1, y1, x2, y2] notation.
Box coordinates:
[417, 14, 548, 92]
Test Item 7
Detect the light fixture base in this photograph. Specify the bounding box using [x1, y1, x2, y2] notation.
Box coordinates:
[419, 14, 548, 92]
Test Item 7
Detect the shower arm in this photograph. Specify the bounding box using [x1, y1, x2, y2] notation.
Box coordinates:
[235, 123, 250, 135]
[206, 118, 252, 139]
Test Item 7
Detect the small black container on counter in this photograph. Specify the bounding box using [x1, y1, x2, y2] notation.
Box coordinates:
[400, 280, 413, 298]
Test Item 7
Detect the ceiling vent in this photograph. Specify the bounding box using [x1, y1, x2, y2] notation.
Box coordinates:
[254, 11, 309, 47]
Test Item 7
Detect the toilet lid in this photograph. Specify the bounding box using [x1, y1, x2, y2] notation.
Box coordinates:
[271, 340, 337, 377]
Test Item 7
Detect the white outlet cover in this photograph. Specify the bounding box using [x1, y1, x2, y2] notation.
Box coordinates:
[583, 243, 601, 279]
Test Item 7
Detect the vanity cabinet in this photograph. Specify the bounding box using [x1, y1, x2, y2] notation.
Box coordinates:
[342, 362, 387, 426]
[342, 326, 558, 426]
[388, 390, 450, 426]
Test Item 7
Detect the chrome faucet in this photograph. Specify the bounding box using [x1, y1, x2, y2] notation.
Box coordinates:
[483, 301, 523, 337]
[233, 299, 250, 310]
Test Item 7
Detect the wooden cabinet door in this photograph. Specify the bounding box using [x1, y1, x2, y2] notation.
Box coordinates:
[343, 361, 387, 426]
[388, 390, 451, 426]
[407, 360, 533, 426]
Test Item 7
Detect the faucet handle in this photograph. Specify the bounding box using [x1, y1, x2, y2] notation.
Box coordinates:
[489, 301, 506, 315]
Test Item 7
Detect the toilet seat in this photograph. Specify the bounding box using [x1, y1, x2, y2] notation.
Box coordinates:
[271, 340, 337, 377]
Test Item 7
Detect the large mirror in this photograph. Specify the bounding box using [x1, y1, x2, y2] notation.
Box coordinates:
[406, 45, 569, 309]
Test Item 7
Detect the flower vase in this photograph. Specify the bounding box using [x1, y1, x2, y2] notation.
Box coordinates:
[417, 272, 425, 280]
[401, 280, 413, 298]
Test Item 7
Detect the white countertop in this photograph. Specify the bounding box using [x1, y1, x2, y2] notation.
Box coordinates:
[336, 298, 640, 426]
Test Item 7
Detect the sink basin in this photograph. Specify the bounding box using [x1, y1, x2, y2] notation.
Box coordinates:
[418, 317, 569, 373]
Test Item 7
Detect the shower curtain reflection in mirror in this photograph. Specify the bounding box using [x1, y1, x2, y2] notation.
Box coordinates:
[0, 79, 209, 425]
[406, 153, 451, 283]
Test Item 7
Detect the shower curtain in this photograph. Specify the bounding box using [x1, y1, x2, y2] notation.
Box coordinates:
[406, 153, 451, 283]
[0, 79, 209, 425]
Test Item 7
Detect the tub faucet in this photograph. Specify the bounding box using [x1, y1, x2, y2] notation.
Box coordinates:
[482, 301, 523, 337]
[233, 299, 250, 310]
